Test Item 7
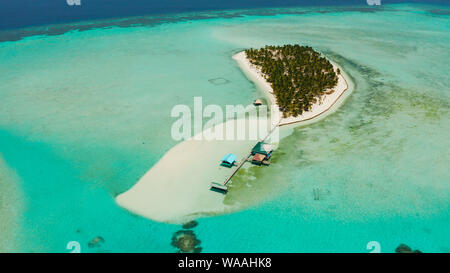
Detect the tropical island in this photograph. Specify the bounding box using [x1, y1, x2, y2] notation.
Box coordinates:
[246, 45, 339, 117]
[116, 45, 350, 223]
[234, 44, 349, 126]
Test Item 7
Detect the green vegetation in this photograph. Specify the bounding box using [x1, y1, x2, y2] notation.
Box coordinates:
[245, 45, 339, 117]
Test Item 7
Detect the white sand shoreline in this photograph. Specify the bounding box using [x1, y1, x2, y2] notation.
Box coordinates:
[116, 119, 263, 223]
[116, 51, 351, 223]
[232, 51, 349, 127]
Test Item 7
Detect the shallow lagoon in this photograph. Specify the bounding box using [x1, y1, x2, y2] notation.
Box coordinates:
[0, 4, 448, 252]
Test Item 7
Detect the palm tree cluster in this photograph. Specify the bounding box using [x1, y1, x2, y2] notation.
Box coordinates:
[245, 45, 338, 117]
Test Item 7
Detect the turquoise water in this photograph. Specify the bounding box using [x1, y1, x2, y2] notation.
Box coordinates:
[0, 4, 448, 252]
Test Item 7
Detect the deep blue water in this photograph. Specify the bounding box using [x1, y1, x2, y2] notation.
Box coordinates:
[0, 0, 448, 30]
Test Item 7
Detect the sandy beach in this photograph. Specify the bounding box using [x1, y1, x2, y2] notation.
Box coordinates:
[233, 51, 349, 126]
[116, 118, 276, 223]
[116, 51, 350, 223]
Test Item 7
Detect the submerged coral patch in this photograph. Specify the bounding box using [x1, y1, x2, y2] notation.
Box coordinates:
[182, 220, 199, 229]
[395, 243, 422, 253]
[88, 236, 105, 248]
[171, 230, 202, 253]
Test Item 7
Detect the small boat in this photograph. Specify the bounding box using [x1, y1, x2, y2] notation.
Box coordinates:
[253, 99, 263, 106]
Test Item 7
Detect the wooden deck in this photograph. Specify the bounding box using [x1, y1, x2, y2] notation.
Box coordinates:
[223, 152, 252, 186]
[220, 123, 280, 186]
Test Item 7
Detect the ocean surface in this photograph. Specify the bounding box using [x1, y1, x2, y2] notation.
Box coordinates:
[0, 3, 449, 252]
[1, 0, 448, 30]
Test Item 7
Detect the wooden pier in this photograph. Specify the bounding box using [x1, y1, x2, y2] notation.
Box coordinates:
[210, 152, 251, 193]
[210, 122, 280, 193]
[223, 152, 252, 186]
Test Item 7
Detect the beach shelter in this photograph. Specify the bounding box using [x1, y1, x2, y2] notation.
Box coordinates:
[220, 153, 237, 168]
[251, 142, 273, 158]
[252, 154, 266, 165]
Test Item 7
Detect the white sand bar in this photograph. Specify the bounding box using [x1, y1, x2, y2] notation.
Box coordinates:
[116, 119, 275, 223]
[233, 51, 349, 126]
[116, 51, 350, 223]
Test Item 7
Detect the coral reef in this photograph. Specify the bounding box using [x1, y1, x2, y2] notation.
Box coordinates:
[171, 230, 202, 253]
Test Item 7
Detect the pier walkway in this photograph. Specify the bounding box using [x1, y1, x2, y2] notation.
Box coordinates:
[212, 121, 281, 192]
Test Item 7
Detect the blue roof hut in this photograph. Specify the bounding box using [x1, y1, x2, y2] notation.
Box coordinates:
[220, 153, 237, 168]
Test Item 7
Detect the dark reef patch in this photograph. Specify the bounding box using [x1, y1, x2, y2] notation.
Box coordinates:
[395, 243, 422, 253]
[171, 230, 202, 253]
[88, 236, 105, 248]
[182, 220, 199, 229]
[426, 8, 450, 16]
